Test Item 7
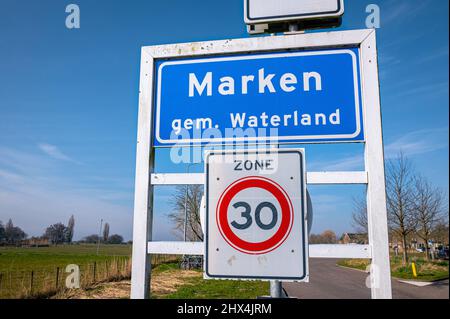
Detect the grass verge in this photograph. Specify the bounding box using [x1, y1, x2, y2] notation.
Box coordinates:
[337, 256, 449, 282]
[152, 263, 269, 299]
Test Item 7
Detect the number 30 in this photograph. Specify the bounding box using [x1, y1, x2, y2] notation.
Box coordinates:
[231, 201, 278, 230]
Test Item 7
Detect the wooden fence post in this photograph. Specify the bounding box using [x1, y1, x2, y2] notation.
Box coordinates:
[93, 262, 97, 282]
[30, 271, 34, 294]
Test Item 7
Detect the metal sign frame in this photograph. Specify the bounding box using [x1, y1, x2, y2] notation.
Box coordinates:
[131, 29, 392, 299]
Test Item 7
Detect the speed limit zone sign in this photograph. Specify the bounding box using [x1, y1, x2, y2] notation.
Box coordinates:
[205, 149, 309, 281]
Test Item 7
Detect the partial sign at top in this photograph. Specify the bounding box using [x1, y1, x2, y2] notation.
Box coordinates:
[244, 0, 344, 24]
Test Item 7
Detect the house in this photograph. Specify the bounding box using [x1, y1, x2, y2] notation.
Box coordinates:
[21, 237, 50, 247]
[340, 233, 368, 245]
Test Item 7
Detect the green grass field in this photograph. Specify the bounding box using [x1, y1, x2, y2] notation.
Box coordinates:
[166, 277, 269, 299]
[0, 244, 133, 298]
[152, 263, 270, 299]
[0, 244, 132, 273]
[0, 244, 269, 299]
[337, 253, 449, 282]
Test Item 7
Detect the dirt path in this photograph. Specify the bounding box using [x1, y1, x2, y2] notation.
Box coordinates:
[52, 269, 200, 299]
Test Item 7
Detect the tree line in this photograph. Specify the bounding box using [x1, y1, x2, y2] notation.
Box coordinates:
[0, 219, 27, 245]
[352, 153, 448, 264]
[78, 221, 124, 245]
[0, 215, 125, 246]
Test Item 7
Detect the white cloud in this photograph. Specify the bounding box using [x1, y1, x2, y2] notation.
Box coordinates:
[388, 82, 449, 99]
[415, 46, 449, 64]
[382, 0, 433, 25]
[37, 143, 80, 164]
[385, 127, 449, 159]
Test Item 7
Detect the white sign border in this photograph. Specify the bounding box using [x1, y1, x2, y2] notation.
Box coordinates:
[244, 0, 345, 24]
[204, 148, 309, 282]
[155, 49, 362, 145]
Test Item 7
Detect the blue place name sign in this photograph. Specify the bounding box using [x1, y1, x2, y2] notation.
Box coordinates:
[154, 47, 364, 146]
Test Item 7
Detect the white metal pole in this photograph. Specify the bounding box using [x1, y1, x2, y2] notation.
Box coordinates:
[131, 48, 155, 299]
[361, 30, 392, 299]
[270, 280, 283, 298]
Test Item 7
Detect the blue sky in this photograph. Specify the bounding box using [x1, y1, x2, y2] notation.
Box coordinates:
[0, 0, 448, 241]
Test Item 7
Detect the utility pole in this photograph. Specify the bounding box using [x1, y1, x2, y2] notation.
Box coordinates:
[96, 218, 103, 255]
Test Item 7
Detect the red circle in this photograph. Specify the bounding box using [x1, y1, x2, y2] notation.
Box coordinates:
[216, 176, 294, 255]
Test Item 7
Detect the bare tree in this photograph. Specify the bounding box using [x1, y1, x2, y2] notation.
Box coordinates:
[321, 230, 337, 244]
[309, 230, 337, 244]
[386, 154, 417, 265]
[168, 185, 203, 241]
[309, 234, 321, 244]
[412, 176, 445, 260]
[5, 219, 27, 245]
[103, 222, 110, 242]
[107, 234, 123, 244]
[44, 223, 67, 245]
[351, 196, 368, 233]
[0, 220, 5, 243]
[66, 215, 75, 243]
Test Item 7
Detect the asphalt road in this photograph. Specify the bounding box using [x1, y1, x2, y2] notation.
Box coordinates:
[284, 259, 449, 299]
